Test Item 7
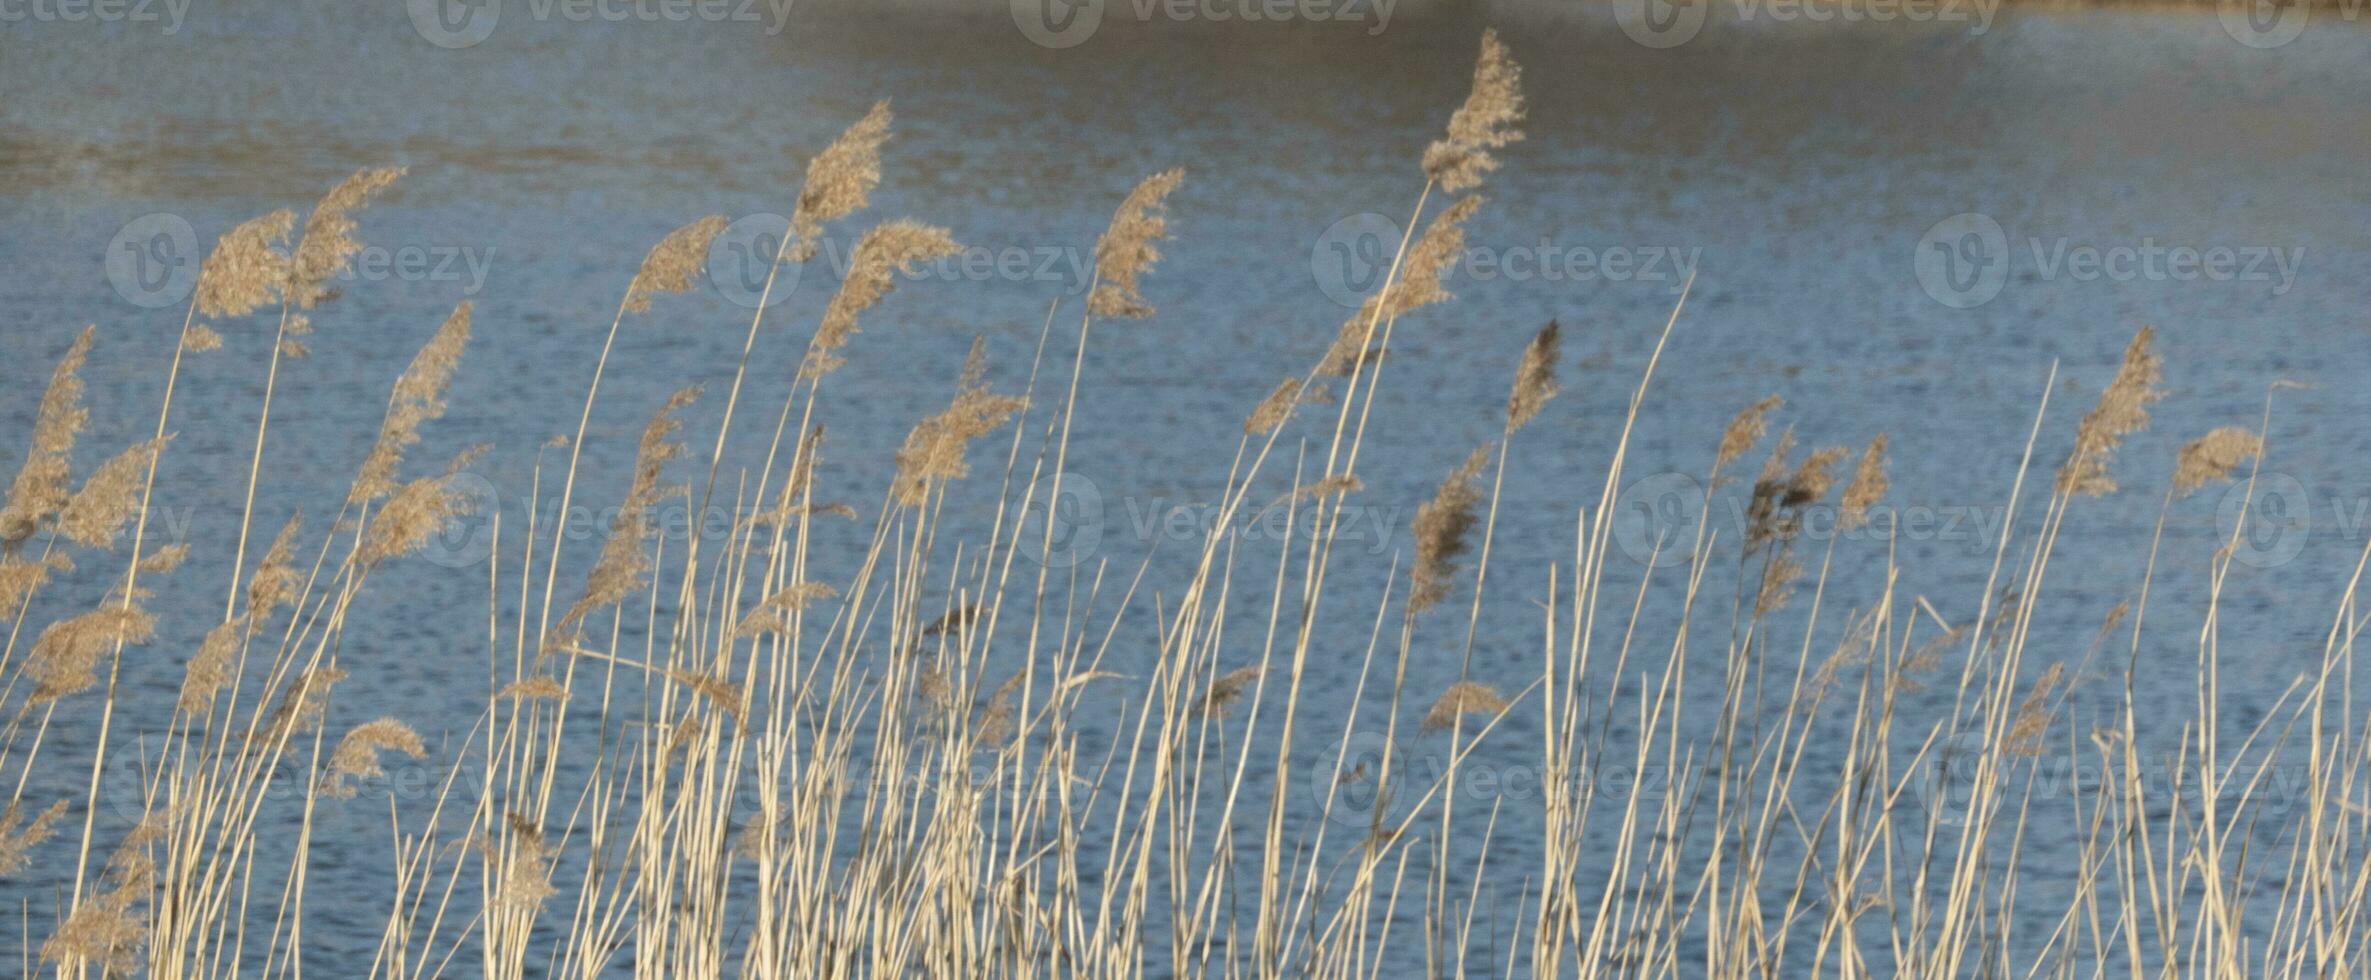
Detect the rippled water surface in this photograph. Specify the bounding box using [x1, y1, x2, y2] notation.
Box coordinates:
[2, 1, 2369, 971]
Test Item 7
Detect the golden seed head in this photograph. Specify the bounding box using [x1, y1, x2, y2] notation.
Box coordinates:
[26, 602, 157, 705]
[1716, 395, 1782, 474]
[1505, 319, 1561, 432]
[625, 215, 729, 314]
[288, 168, 404, 310]
[808, 220, 963, 378]
[195, 209, 295, 319]
[790, 100, 892, 263]
[1422, 30, 1526, 193]
[1320, 197, 1482, 377]
[891, 338, 1027, 507]
[1422, 680, 1509, 731]
[551, 387, 698, 647]
[1087, 169, 1186, 319]
[1837, 435, 1889, 531]
[0, 800, 69, 875]
[1196, 665, 1265, 718]
[1411, 445, 1492, 616]
[2, 327, 95, 548]
[2057, 326, 2164, 498]
[2172, 426, 2262, 496]
[351, 302, 472, 506]
[1246, 377, 1303, 435]
[323, 717, 428, 798]
[57, 436, 166, 551]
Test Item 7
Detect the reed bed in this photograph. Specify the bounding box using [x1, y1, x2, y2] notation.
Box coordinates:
[0, 29, 2363, 978]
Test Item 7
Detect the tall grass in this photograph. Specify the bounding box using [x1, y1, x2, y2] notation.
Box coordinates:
[0, 28, 2361, 978]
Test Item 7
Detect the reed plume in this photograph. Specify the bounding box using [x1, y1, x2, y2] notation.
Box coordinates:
[0, 800, 67, 876]
[497, 675, 568, 701]
[1087, 169, 1186, 319]
[357, 447, 487, 570]
[247, 514, 303, 621]
[2, 326, 94, 550]
[1422, 680, 1508, 731]
[1320, 196, 1482, 377]
[1838, 434, 1888, 531]
[1422, 30, 1526, 193]
[1410, 445, 1491, 616]
[25, 601, 157, 705]
[1505, 319, 1560, 432]
[57, 437, 167, 550]
[552, 387, 697, 645]
[323, 717, 427, 798]
[351, 302, 472, 506]
[1246, 377, 1302, 435]
[808, 221, 963, 378]
[2173, 426, 2262, 496]
[177, 620, 241, 715]
[1196, 665, 1264, 718]
[790, 100, 892, 262]
[2057, 326, 2163, 497]
[287, 168, 404, 309]
[624, 216, 728, 314]
[1716, 395, 1782, 475]
[736, 581, 838, 638]
[194, 210, 294, 319]
[891, 339, 1027, 507]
